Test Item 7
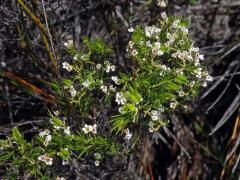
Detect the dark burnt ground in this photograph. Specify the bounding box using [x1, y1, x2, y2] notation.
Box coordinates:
[0, 0, 240, 179]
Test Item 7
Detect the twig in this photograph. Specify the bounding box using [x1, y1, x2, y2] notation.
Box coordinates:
[209, 91, 240, 135]
[5, 85, 14, 126]
[207, 66, 239, 112]
[41, 0, 58, 68]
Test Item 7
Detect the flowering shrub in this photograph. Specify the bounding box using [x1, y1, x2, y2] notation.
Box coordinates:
[0, 13, 212, 178]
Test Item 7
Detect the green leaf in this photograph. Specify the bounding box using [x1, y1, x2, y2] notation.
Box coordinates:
[120, 104, 137, 114]
[165, 82, 181, 91]
[12, 127, 24, 145]
[160, 45, 170, 53]
[132, 26, 145, 44]
[63, 79, 73, 87]
[58, 149, 70, 160]
[0, 152, 13, 163]
[126, 88, 142, 104]
[50, 116, 64, 127]
[50, 82, 61, 93]
[175, 75, 187, 84]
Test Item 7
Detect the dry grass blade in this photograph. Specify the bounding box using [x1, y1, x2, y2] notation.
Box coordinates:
[163, 126, 190, 157]
[207, 66, 239, 112]
[17, 0, 58, 73]
[201, 60, 239, 99]
[210, 91, 240, 135]
[221, 113, 240, 178]
[16, 0, 48, 36]
[2, 70, 56, 104]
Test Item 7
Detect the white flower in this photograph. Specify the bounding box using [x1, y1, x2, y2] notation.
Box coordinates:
[54, 125, 61, 130]
[128, 27, 135, 32]
[82, 80, 90, 88]
[161, 12, 167, 19]
[150, 110, 160, 121]
[110, 65, 116, 71]
[158, 107, 165, 113]
[64, 126, 71, 135]
[190, 81, 195, 87]
[74, 54, 80, 60]
[0, 61, 6, 68]
[43, 134, 52, 147]
[119, 107, 124, 113]
[124, 128, 130, 134]
[145, 31, 151, 38]
[115, 92, 127, 105]
[96, 64, 102, 69]
[56, 177, 66, 180]
[38, 154, 53, 165]
[82, 124, 97, 134]
[64, 40, 73, 48]
[170, 102, 177, 109]
[196, 74, 202, 79]
[190, 46, 199, 52]
[109, 85, 116, 92]
[152, 47, 163, 56]
[100, 85, 108, 93]
[53, 110, 59, 116]
[62, 160, 69, 166]
[154, 42, 161, 48]
[181, 27, 189, 34]
[69, 86, 77, 97]
[111, 76, 120, 85]
[202, 82, 208, 87]
[39, 129, 50, 137]
[149, 127, 154, 133]
[161, 65, 167, 71]
[194, 68, 202, 78]
[178, 91, 185, 97]
[145, 26, 161, 38]
[125, 133, 132, 140]
[199, 54, 204, 60]
[172, 20, 179, 29]
[94, 160, 100, 166]
[151, 115, 159, 121]
[157, 0, 167, 7]
[82, 124, 91, 134]
[128, 41, 134, 49]
[146, 41, 152, 47]
[206, 75, 213, 81]
[45, 134, 52, 142]
[124, 128, 133, 140]
[62, 62, 73, 72]
[94, 152, 101, 160]
[106, 65, 111, 73]
[92, 124, 97, 134]
[131, 49, 138, 57]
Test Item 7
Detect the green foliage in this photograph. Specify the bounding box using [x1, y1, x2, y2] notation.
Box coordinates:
[0, 122, 118, 178]
[0, 13, 212, 178]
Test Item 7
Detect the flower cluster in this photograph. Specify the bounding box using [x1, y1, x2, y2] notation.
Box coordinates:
[124, 12, 213, 131]
[115, 92, 127, 105]
[63, 40, 73, 48]
[62, 62, 73, 72]
[0, 13, 213, 178]
[124, 128, 133, 141]
[94, 153, 101, 166]
[49, 116, 71, 136]
[39, 129, 52, 147]
[82, 124, 97, 134]
[38, 154, 53, 166]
